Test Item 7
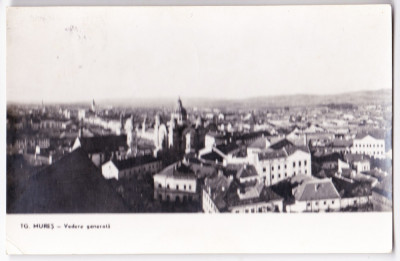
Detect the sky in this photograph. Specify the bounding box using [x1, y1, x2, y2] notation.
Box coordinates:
[6, 5, 392, 103]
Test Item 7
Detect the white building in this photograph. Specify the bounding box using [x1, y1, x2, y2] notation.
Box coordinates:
[286, 177, 341, 213]
[351, 133, 385, 159]
[153, 162, 197, 202]
[251, 139, 312, 186]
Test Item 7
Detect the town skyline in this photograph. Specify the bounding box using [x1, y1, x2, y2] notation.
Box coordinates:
[6, 87, 392, 105]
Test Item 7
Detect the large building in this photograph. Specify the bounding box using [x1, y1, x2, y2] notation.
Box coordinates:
[138, 97, 204, 155]
[250, 139, 312, 186]
[351, 133, 385, 159]
[153, 161, 198, 202]
[202, 169, 283, 213]
[286, 176, 341, 213]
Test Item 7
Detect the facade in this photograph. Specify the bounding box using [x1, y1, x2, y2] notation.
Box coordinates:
[287, 177, 341, 213]
[251, 139, 312, 186]
[351, 134, 385, 159]
[153, 162, 198, 202]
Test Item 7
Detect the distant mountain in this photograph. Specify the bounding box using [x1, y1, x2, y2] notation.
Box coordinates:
[100, 89, 392, 110]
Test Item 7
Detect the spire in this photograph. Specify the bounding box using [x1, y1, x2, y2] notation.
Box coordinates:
[91, 99, 96, 112]
[178, 96, 182, 108]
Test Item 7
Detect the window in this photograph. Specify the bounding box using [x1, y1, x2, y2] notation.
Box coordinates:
[285, 173, 287, 177]
[235, 210, 239, 213]
[176, 185, 179, 190]
[315, 201, 319, 206]
[263, 167, 266, 172]
[278, 174, 281, 178]
[305, 170, 307, 174]
[158, 184, 162, 188]
[184, 185, 186, 190]
[304, 160, 307, 166]
[332, 200, 335, 204]
[293, 172, 296, 176]
[272, 166, 274, 171]
[272, 175, 274, 179]
[299, 161, 301, 166]
[251, 208, 255, 213]
[245, 209, 249, 213]
[293, 162, 296, 167]
[285, 164, 287, 169]
[189, 185, 192, 190]
[324, 201, 326, 205]
[258, 207, 263, 212]
[307, 202, 311, 207]
[167, 184, 170, 189]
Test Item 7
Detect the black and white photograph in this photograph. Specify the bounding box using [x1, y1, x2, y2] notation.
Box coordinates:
[4, 5, 394, 254]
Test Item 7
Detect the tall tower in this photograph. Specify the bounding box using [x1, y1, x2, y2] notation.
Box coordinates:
[171, 96, 187, 126]
[91, 99, 96, 112]
[125, 115, 137, 156]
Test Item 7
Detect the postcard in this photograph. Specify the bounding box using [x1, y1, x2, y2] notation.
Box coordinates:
[5, 5, 392, 254]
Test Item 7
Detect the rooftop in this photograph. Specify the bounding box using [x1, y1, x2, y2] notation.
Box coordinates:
[112, 155, 160, 170]
[293, 178, 341, 201]
[9, 148, 129, 213]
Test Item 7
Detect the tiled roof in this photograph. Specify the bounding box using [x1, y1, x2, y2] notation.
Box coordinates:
[200, 151, 224, 162]
[236, 165, 258, 179]
[269, 138, 294, 150]
[331, 139, 353, 147]
[215, 142, 239, 155]
[248, 136, 269, 149]
[293, 178, 340, 201]
[344, 154, 370, 163]
[226, 181, 282, 208]
[332, 176, 372, 198]
[78, 135, 127, 153]
[258, 148, 288, 160]
[155, 162, 196, 180]
[355, 131, 385, 140]
[113, 155, 160, 170]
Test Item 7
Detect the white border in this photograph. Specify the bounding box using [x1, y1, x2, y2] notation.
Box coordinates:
[1, 0, 398, 260]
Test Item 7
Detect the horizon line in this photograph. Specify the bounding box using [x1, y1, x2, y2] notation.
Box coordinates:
[6, 88, 392, 105]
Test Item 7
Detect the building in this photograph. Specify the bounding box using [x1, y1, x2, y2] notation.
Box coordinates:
[153, 162, 198, 202]
[371, 176, 392, 211]
[332, 176, 372, 210]
[202, 170, 283, 213]
[72, 134, 128, 167]
[101, 155, 162, 180]
[170, 97, 187, 126]
[286, 176, 341, 213]
[344, 154, 370, 173]
[137, 98, 205, 155]
[251, 139, 312, 186]
[351, 133, 385, 159]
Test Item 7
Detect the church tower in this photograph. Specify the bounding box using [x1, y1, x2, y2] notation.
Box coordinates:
[171, 97, 187, 126]
[91, 99, 96, 112]
[125, 115, 137, 156]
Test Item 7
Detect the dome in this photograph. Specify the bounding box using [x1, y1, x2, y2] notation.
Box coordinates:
[174, 97, 187, 119]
